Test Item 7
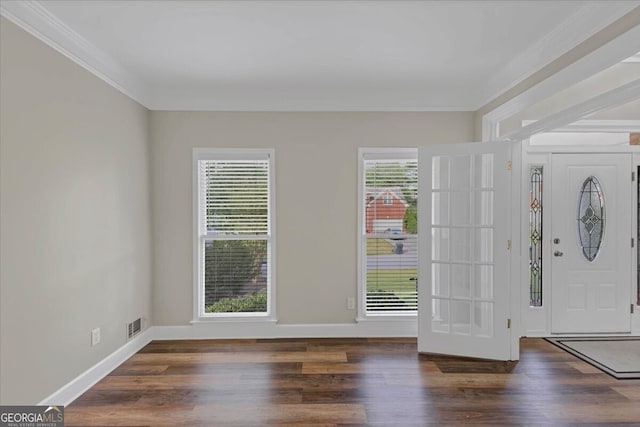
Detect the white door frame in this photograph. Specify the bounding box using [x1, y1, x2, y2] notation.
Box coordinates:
[473, 83, 640, 352]
[481, 62, 640, 339]
[520, 126, 640, 337]
[476, 22, 640, 345]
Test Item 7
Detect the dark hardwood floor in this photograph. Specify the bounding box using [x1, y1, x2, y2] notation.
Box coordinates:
[66, 338, 640, 426]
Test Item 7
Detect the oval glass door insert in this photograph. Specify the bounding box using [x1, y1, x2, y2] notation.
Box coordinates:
[577, 176, 605, 262]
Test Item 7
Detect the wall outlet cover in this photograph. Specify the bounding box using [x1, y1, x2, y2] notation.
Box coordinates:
[347, 297, 355, 310]
[91, 328, 100, 346]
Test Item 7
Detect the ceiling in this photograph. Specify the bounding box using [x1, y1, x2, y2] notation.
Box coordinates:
[1, 1, 638, 111]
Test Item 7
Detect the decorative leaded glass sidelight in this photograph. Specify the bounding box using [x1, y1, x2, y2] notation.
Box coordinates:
[577, 176, 605, 262]
[529, 167, 543, 307]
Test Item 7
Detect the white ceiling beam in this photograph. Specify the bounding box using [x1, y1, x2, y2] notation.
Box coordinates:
[482, 23, 640, 140]
[503, 79, 640, 141]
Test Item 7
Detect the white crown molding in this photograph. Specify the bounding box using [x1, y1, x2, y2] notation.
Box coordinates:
[145, 89, 473, 112]
[0, 0, 471, 112]
[0, 0, 151, 107]
[2, 1, 635, 112]
[146, 104, 471, 113]
[477, 1, 640, 110]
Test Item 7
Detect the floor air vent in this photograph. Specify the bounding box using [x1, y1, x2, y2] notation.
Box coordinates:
[127, 318, 142, 340]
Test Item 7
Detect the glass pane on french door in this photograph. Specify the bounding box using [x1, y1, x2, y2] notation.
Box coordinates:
[418, 142, 512, 361]
[432, 153, 495, 336]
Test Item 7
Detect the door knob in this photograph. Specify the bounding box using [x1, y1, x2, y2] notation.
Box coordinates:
[554, 251, 563, 257]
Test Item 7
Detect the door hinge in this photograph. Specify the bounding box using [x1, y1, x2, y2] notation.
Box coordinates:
[633, 171, 636, 182]
[507, 240, 512, 250]
[633, 238, 635, 248]
[507, 160, 512, 171]
[507, 318, 512, 329]
[632, 304, 635, 314]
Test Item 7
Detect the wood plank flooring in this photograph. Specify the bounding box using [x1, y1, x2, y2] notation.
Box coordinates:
[65, 338, 640, 426]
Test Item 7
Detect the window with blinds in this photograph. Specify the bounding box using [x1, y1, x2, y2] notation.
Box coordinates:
[361, 149, 418, 315]
[194, 149, 274, 318]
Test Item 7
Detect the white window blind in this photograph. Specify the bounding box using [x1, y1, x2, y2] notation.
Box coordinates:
[362, 152, 418, 314]
[195, 151, 273, 317]
[199, 160, 269, 235]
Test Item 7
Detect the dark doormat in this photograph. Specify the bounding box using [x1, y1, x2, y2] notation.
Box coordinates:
[546, 337, 640, 379]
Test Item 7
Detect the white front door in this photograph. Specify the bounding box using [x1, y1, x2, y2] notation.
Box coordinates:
[551, 154, 632, 333]
[418, 142, 515, 361]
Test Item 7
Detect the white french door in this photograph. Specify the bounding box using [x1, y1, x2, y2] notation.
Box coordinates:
[418, 142, 515, 361]
[550, 153, 632, 333]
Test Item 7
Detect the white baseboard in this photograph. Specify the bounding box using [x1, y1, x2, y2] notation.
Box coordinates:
[38, 320, 416, 406]
[38, 328, 153, 407]
[525, 333, 640, 338]
[156, 319, 417, 340]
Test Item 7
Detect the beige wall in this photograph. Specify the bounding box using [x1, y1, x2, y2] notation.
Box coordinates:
[1, 3, 635, 405]
[0, 14, 473, 403]
[0, 18, 152, 404]
[150, 112, 474, 325]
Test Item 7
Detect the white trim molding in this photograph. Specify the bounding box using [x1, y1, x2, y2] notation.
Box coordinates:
[37, 321, 416, 406]
[38, 314, 640, 407]
[0, 0, 150, 105]
[158, 320, 417, 340]
[38, 328, 153, 407]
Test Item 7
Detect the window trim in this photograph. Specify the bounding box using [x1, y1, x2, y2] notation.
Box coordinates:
[192, 148, 276, 322]
[357, 147, 418, 320]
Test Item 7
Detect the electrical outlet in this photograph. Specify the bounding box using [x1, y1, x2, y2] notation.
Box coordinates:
[91, 328, 101, 346]
[347, 297, 355, 310]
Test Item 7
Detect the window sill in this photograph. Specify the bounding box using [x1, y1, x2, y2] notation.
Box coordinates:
[356, 315, 417, 323]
